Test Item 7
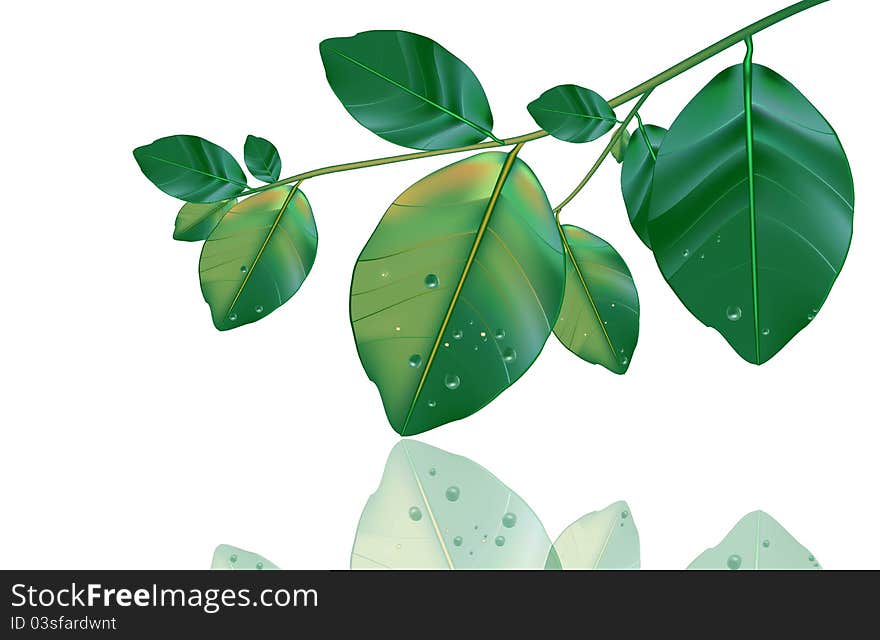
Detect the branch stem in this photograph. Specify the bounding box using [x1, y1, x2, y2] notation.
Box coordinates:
[236, 0, 828, 199]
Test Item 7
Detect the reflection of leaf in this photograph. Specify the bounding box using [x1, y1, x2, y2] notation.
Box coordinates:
[211, 544, 278, 570]
[351, 440, 553, 570]
[527, 85, 615, 143]
[133, 135, 248, 203]
[620, 124, 665, 247]
[553, 225, 639, 375]
[200, 186, 318, 331]
[244, 135, 282, 183]
[320, 30, 495, 150]
[350, 151, 564, 435]
[688, 511, 820, 570]
[173, 199, 236, 242]
[546, 501, 640, 570]
[648, 63, 854, 365]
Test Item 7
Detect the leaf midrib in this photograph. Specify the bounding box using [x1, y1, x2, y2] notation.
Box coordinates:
[141, 152, 248, 189]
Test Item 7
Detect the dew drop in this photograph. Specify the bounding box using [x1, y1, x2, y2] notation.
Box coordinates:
[726, 306, 742, 322]
[445, 486, 460, 502]
[229, 554, 238, 563]
[443, 341, 449, 347]
[808, 555, 815, 562]
[380, 271, 389, 278]
[453, 536, 463, 547]
[494, 536, 506, 547]
[716, 235, 722, 244]
[240, 265, 248, 273]
[610, 302, 616, 309]
[502, 512, 517, 528]
[502, 348, 517, 363]
[479, 331, 488, 341]
[444, 374, 461, 390]
[494, 329, 506, 340]
[408, 506, 422, 521]
[699, 253, 706, 260]
[726, 554, 742, 570]
[228, 313, 238, 322]
[395, 326, 402, 332]
[452, 329, 463, 340]
[424, 274, 439, 289]
[254, 305, 264, 314]
[256, 562, 264, 570]
[427, 400, 437, 408]
[619, 355, 629, 366]
[468, 319, 475, 326]
[682, 249, 690, 258]
[761, 328, 771, 336]
[762, 539, 771, 548]
[621, 510, 629, 519]
[473, 346, 479, 351]
[408, 354, 422, 368]
[807, 314, 815, 322]
[428, 467, 437, 476]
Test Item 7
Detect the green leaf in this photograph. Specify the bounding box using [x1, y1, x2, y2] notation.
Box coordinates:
[527, 85, 616, 143]
[320, 30, 496, 150]
[546, 501, 640, 570]
[199, 186, 317, 331]
[211, 544, 278, 570]
[610, 128, 631, 163]
[173, 199, 236, 242]
[621, 124, 666, 247]
[688, 511, 820, 570]
[351, 440, 553, 569]
[133, 135, 248, 203]
[350, 151, 564, 435]
[648, 63, 854, 365]
[553, 225, 639, 375]
[244, 134, 282, 183]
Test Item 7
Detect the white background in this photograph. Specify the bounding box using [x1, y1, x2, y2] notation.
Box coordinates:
[2, 0, 877, 569]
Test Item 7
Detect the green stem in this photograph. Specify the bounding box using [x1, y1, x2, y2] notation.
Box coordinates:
[635, 114, 656, 162]
[237, 0, 828, 200]
[554, 90, 653, 216]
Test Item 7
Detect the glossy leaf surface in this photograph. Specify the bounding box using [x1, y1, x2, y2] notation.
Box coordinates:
[244, 135, 282, 183]
[553, 225, 639, 375]
[211, 544, 278, 570]
[621, 124, 666, 247]
[351, 440, 553, 569]
[527, 84, 616, 143]
[200, 186, 317, 331]
[350, 152, 564, 435]
[173, 199, 236, 242]
[546, 501, 640, 570]
[133, 135, 247, 203]
[688, 511, 820, 570]
[320, 30, 495, 150]
[648, 64, 854, 364]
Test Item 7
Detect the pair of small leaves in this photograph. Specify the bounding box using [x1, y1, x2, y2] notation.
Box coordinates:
[134, 134, 318, 331]
[619, 61, 854, 365]
[350, 149, 639, 435]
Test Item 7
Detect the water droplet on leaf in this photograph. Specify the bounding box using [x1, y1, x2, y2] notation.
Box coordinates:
[424, 274, 439, 289]
[452, 329, 463, 340]
[726, 306, 742, 322]
[502, 348, 517, 363]
[494, 329, 505, 340]
[453, 536, 463, 547]
[408, 506, 422, 521]
[444, 374, 460, 390]
[408, 354, 422, 368]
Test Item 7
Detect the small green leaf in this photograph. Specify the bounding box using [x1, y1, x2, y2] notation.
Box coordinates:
[244, 135, 282, 183]
[546, 501, 640, 570]
[527, 85, 616, 143]
[350, 151, 564, 435]
[610, 128, 631, 163]
[211, 544, 278, 570]
[173, 199, 236, 242]
[688, 511, 820, 570]
[648, 63, 854, 365]
[133, 135, 248, 203]
[621, 124, 666, 247]
[352, 440, 553, 569]
[320, 30, 496, 150]
[554, 225, 639, 375]
[200, 186, 317, 331]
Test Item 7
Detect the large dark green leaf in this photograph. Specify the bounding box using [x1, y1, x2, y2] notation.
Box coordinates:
[244, 134, 282, 183]
[173, 199, 236, 242]
[350, 151, 564, 436]
[320, 30, 496, 150]
[621, 124, 666, 247]
[648, 63, 854, 365]
[133, 135, 248, 203]
[553, 225, 639, 374]
[527, 85, 616, 143]
[199, 186, 317, 331]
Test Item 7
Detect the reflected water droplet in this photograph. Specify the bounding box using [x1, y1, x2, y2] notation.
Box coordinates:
[495, 536, 506, 547]
[445, 486, 460, 502]
[727, 554, 742, 570]
[726, 306, 742, 322]
[762, 539, 771, 548]
[256, 562, 264, 570]
[428, 467, 436, 476]
[621, 510, 629, 519]
[408, 506, 422, 521]
[502, 512, 517, 528]
[444, 374, 460, 390]
[229, 554, 238, 563]
[408, 354, 422, 368]
[424, 274, 439, 289]
[453, 536, 463, 547]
